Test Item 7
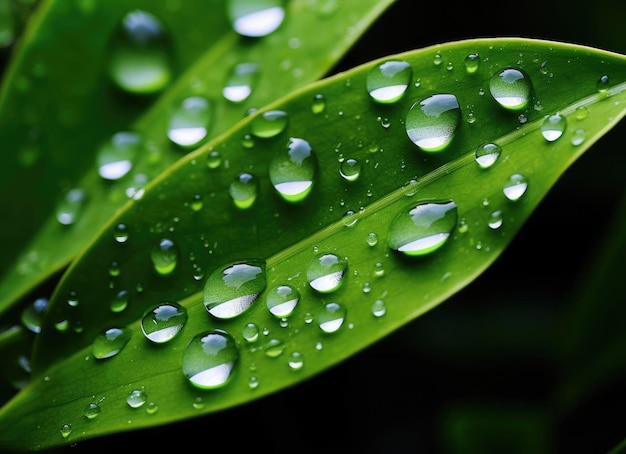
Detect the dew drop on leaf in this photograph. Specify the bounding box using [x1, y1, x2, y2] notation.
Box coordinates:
[227, 0, 285, 38]
[83, 403, 101, 419]
[288, 351, 304, 370]
[405, 94, 461, 152]
[114, 223, 129, 243]
[489, 68, 532, 111]
[21, 297, 48, 334]
[264, 338, 285, 358]
[339, 158, 361, 182]
[250, 109, 288, 138]
[167, 95, 212, 149]
[307, 252, 347, 293]
[474, 143, 501, 169]
[222, 62, 260, 103]
[311, 93, 326, 114]
[59, 423, 72, 439]
[96, 131, 143, 181]
[126, 389, 148, 408]
[387, 200, 458, 256]
[266, 284, 300, 318]
[317, 302, 346, 333]
[242, 322, 260, 343]
[371, 299, 386, 318]
[488, 210, 504, 229]
[503, 173, 529, 201]
[55, 187, 88, 226]
[269, 137, 317, 203]
[182, 329, 239, 389]
[92, 327, 132, 360]
[151, 238, 179, 275]
[464, 53, 480, 74]
[141, 302, 187, 343]
[110, 289, 129, 313]
[229, 172, 259, 209]
[203, 260, 267, 319]
[541, 113, 567, 142]
[366, 60, 412, 104]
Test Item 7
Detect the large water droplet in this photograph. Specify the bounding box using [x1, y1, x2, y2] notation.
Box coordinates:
[307, 252, 347, 293]
[266, 284, 300, 318]
[96, 131, 142, 181]
[228, 0, 285, 37]
[229, 172, 259, 209]
[56, 187, 88, 226]
[387, 200, 458, 256]
[83, 403, 101, 419]
[503, 174, 528, 201]
[167, 96, 211, 149]
[405, 94, 461, 152]
[223, 62, 260, 103]
[107, 9, 174, 95]
[141, 302, 187, 343]
[92, 327, 132, 360]
[474, 143, 501, 169]
[250, 109, 288, 138]
[366, 60, 412, 104]
[203, 260, 267, 319]
[151, 238, 178, 275]
[339, 158, 361, 182]
[317, 302, 346, 333]
[182, 329, 239, 389]
[269, 137, 317, 203]
[489, 68, 531, 111]
[127, 388, 148, 408]
[541, 113, 567, 142]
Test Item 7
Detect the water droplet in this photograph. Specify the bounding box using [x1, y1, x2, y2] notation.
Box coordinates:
[596, 74, 610, 93]
[127, 388, 147, 408]
[114, 223, 129, 243]
[571, 128, 586, 146]
[56, 188, 88, 226]
[266, 284, 300, 318]
[317, 302, 346, 333]
[229, 172, 259, 209]
[242, 322, 260, 343]
[366, 60, 412, 104]
[307, 252, 347, 293]
[21, 297, 48, 334]
[151, 238, 178, 275]
[575, 105, 589, 121]
[60, 423, 72, 438]
[96, 131, 142, 181]
[207, 150, 222, 169]
[489, 68, 532, 111]
[248, 376, 259, 389]
[405, 94, 461, 152]
[228, 0, 285, 37]
[141, 302, 187, 343]
[107, 9, 174, 95]
[110, 290, 129, 313]
[203, 260, 267, 319]
[474, 143, 501, 169]
[83, 402, 101, 419]
[541, 113, 567, 142]
[488, 210, 503, 229]
[464, 53, 480, 74]
[342, 210, 358, 227]
[366, 232, 379, 247]
[167, 96, 211, 149]
[269, 137, 317, 203]
[311, 93, 326, 114]
[146, 402, 158, 414]
[92, 327, 132, 360]
[339, 158, 361, 182]
[503, 173, 528, 201]
[190, 194, 203, 211]
[250, 109, 288, 138]
[182, 329, 239, 389]
[387, 200, 458, 256]
[263, 338, 285, 358]
[371, 299, 386, 318]
[288, 351, 304, 370]
[223, 62, 260, 103]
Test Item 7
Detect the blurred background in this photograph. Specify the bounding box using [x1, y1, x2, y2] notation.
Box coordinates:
[2, 0, 626, 452]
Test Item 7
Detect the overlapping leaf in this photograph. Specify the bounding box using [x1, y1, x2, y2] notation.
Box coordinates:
[0, 37, 624, 452]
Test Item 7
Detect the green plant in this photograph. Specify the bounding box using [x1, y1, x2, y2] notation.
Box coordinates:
[1, 0, 626, 452]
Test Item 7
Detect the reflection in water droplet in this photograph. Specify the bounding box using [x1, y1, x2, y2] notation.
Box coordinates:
[269, 137, 317, 203]
[107, 9, 174, 95]
[503, 174, 528, 201]
[141, 302, 187, 343]
[151, 238, 178, 275]
[488, 210, 503, 229]
[307, 253, 347, 293]
[223, 62, 260, 103]
[228, 0, 285, 37]
[229, 172, 259, 209]
[242, 322, 260, 342]
[92, 327, 133, 360]
[127, 389, 148, 408]
[96, 131, 142, 181]
[541, 113, 567, 142]
[250, 109, 288, 138]
[489, 68, 531, 111]
[474, 143, 501, 169]
[204, 260, 267, 319]
[266, 284, 300, 318]
[56, 188, 88, 226]
[167, 96, 211, 149]
[366, 60, 412, 104]
[339, 158, 361, 182]
[114, 223, 129, 243]
[405, 94, 461, 152]
[317, 302, 346, 333]
[387, 200, 458, 256]
[371, 299, 386, 318]
[288, 351, 304, 370]
[182, 329, 238, 389]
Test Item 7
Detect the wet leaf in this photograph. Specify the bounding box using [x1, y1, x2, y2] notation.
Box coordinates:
[0, 37, 624, 451]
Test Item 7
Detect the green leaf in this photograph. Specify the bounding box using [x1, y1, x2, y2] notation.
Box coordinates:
[0, 37, 624, 452]
[0, 0, 395, 316]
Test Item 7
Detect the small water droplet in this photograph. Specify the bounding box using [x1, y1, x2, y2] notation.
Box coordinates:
[405, 94, 461, 152]
[269, 137, 317, 203]
[503, 173, 528, 201]
[229, 172, 259, 209]
[387, 200, 458, 256]
[488, 210, 503, 229]
[56, 188, 88, 226]
[596, 74, 610, 93]
[242, 322, 260, 343]
[92, 327, 132, 359]
[311, 93, 326, 114]
[317, 302, 346, 333]
[21, 297, 48, 334]
[266, 284, 300, 318]
[489, 68, 532, 111]
[474, 142, 501, 168]
[182, 329, 239, 389]
[366, 232, 379, 247]
[145, 402, 158, 414]
[206, 150, 222, 169]
[151, 238, 178, 275]
[342, 210, 358, 227]
[366, 60, 412, 104]
[83, 402, 101, 419]
[167, 96, 211, 149]
[110, 289, 129, 313]
[575, 106, 589, 121]
[371, 299, 386, 318]
[288, 351, 304, 370]
[114, 223, 129, 243]
[248, 376, 259, 389]
[60, 423, 72, 438]
[264, 338, 285, 358]
[339, 158, 361, 182]
[203, 260, 267, 319]
[107, 9, 173, 95]
[223, 62, 259, 103]
[250, 109, 288, 138]
[127, 388, 148, 408]
[571, 128, 586, 146]
[307, 252, 347, 293]
[97, 131, 142, 181]
[141, 302, 187, 343]
[541, 113, 567, 142]
[228, 0, 285, 37]
[464, 53, 480, 74]
[190, 194, 203, 212]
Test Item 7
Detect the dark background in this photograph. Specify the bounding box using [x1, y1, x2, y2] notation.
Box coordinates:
[5, 1, 626, 452]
